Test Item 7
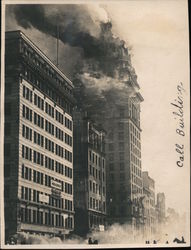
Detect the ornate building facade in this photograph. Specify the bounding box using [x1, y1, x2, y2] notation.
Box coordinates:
[104, 46, 144, 233]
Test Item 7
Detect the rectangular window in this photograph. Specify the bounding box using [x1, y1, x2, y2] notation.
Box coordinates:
[33, 210, 37, 224]
[34, 112, 44, 129]
[45, 156, 54, 170]
[56, 110, 64, 124]
[21, 186, 24, 199]
[89, 180, 92, 192]
[92, 167, 95, 177]
[93, 183, 95, 193]
[33, 190, 37, 202]
[99, 186, 101, 195]
[45, 138, 54, 153]
[45, 120, 54, 135]
[89, 151, 92, 161]
[56, 127, 64, 141]
[22, 105, 32, 122]
[34, 93, 44, 111]
[65, 117, 72, 131]
[45, 102, 54, 118]
[45, 212, 48, 225]
[103, 172, 105, 182]
[99, 170, 101, 180]
[33, 150, 43, 166]
[51, 214, 54, 226]
[96, 200, 98, 210]
[22, 145, 32, 161]
[103, 202, 106, 212]
[23, 85, 32, 102]
[33, 131, 44, 147]
[22, 125, 32, 141]
[24, 187, 28, 200]
[40, 211, 43, 224]
[90, 197, 92, 208]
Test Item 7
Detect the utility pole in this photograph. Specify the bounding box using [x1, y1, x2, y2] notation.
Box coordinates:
[56, 23, 59, 67]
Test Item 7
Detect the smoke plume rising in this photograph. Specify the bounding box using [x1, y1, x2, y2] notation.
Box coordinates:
[7, 3, 139, 124]
[12, 4, 124, 76]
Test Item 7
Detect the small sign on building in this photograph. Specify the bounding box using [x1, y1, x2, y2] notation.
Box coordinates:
[51, 179, 62, 190]
[51, 188, 61, 198]
[39, 193, 49, 203]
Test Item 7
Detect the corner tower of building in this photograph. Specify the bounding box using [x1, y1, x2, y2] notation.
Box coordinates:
[105, 52, 144, 232]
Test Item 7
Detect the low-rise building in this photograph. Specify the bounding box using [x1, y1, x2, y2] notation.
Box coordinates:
[73, 110, 106, 236]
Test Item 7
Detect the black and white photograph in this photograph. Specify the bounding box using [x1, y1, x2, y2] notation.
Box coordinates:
[0, 0, 190, 248]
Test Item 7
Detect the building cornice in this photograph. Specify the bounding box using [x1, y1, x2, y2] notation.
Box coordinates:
[5, 30, 74, 88]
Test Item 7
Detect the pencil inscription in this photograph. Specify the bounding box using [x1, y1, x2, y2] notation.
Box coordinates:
[171, 82, 185, 167]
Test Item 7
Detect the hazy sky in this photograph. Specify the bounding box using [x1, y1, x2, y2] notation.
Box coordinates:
[3, 0, 190, 216]
[106, 0, 190, 215]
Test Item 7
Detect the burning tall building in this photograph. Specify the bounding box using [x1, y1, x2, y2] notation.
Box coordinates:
[70, 8, 144, 233]
[4, 30, 74, 242]
[104, 79, 144, 231]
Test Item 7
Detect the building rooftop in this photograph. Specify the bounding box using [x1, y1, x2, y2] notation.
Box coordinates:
[5, 30, 74, 88]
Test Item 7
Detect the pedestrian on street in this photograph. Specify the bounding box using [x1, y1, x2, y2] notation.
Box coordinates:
[88, 237, 93, 244]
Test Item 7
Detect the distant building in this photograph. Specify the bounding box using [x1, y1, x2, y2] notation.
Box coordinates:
[142, 171, 156, 237]
[73, 110, 106, 236]
[4, 30, 74, 242]
[166, 207, 179, 224]
[156, 193, 166, 224]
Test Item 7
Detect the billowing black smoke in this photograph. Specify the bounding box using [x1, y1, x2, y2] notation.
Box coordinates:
[13, 4, 101, 58]
[11, 4, 138, 125]
[13, 5, 133, 76]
